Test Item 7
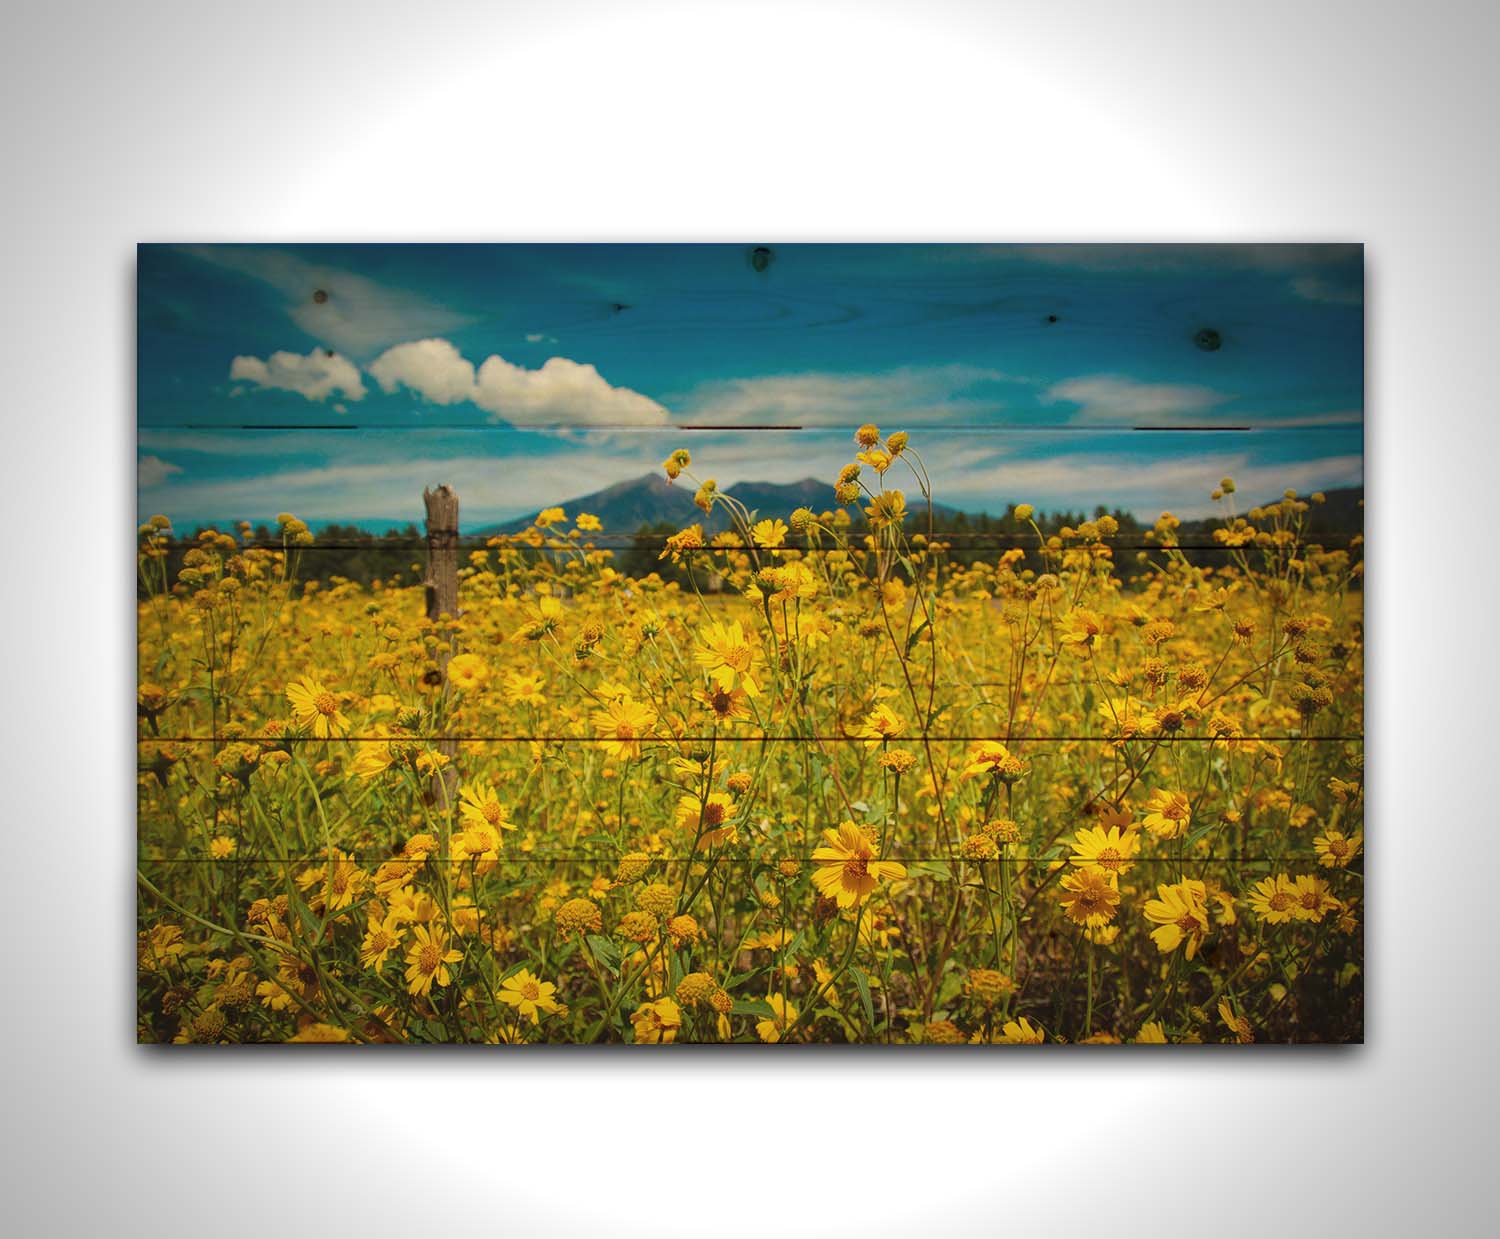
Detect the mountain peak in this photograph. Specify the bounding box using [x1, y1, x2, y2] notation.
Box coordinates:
[427, 475, 1365, 540]
[476, 474, 840, 536]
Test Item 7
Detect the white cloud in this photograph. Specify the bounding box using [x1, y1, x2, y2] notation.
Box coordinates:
[475, 354, 666, 425]
[180, 246, 472, 358]
[229, 347, 367, 402]
[137, 455, 182, 488]
[369, 338, 668, 426]
[1044, 375, 1227, 423]
[368, 339, 476, 405]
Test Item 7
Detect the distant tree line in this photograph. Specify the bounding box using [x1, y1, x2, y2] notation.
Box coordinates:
[619, 499, 1361, 590]
[140, 523, 425, 597]
[145, 493, 1360, 596]
[619, 506, 1154, 588]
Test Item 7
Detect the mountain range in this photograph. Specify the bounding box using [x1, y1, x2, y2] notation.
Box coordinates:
[472, 472, 1362, 538]
[474, 474, 961, 536]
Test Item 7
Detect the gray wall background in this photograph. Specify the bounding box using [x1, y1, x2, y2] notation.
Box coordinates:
[1, 1, 1490, 1234]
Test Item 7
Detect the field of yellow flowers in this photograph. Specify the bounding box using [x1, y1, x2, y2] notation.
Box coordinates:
[137, 424, 1363, 1044]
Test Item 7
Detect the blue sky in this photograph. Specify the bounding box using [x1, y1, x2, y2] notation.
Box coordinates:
[137, 243, 1363, 528]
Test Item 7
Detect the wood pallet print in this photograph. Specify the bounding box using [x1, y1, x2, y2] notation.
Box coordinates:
[136, 243, 1364, 1045]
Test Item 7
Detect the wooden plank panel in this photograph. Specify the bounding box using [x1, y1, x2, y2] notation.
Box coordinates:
[137, 845, 1361, 1044]
[135, 424, 1363, 534]
[139, 242, 1363, 430]
[139, 736, 1364, 864]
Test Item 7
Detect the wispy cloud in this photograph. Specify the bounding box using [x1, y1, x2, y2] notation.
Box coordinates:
[934, 450, 1362, 519]
[1261, 409, 1363, 427]
[180, 246, 473, 358]
[137, 454, 182, 489]
[139, 430, 367, 457]
[1043, 375, 1227, 424]
[680, 365, 1013, 425]
[1290, 274, 1362, 306]
[137, 451, 652, 527]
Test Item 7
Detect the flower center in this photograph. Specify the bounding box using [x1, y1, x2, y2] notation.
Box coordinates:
[418, 944, 443, 972]
[843, 857, 869, 881]
[521, 981, 540, 1001]
[1097, 848, 1121, 870]
[1328, 838, 1348, 856]
[314, 691, 338, 716]
[703, 802, 726, 826]
[725, 645, 753, 672]
[482, 802, 502, 825]
[615, 722, 635, 740]
[1269, 892, 1292, 911]
[1175, 913, 1200, 932]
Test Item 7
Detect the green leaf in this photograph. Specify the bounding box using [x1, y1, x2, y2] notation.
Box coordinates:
[905, 614, 931, 657]
[290, 891, 322, 938]
[850, 965, 875, 1027]
[731, 998, 775, 1018]
[1185, 819, 1219, 847]
[585, 934, 621, 974]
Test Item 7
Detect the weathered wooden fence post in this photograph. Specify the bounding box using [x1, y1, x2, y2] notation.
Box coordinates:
[424, 484, 460, 621]
[423, 485, 460, 807]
